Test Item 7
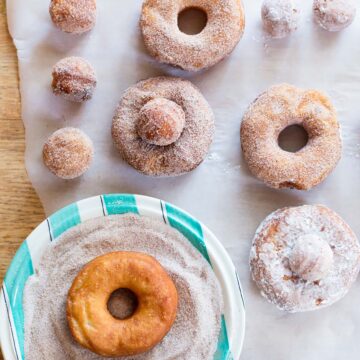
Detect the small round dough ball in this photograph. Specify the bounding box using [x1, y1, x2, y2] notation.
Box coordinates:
[43, 127, 94, 179]
[52, 57, 97, 103]
[137, 98, 186, 146]
[313, 0, 356, 32]
[49, 0, 97, 34]
[261, 0, 300, 39]
[289, 234, 334, 282]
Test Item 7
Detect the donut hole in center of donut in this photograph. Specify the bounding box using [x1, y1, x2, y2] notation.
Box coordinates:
[178, 7, 208, 35]
[278, 125, 309, 153]
[107, 288, 139, 320]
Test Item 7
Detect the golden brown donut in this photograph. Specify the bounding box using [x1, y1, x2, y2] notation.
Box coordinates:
[140, 0, 245, 71]
[240, 84, 342, 190]
[67, 252, 178, 357]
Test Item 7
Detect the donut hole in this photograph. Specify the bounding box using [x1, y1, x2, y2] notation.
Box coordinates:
[278, 125, 309, 153]
[107, 288, 139, 320]
[178, 8, 208, 35]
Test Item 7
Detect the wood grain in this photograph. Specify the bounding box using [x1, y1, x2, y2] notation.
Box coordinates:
[0, 1, 45, 357]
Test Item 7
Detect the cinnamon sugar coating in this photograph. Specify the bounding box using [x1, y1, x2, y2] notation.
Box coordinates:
[240, 84, 342, 190]
[112, 77, 215, 177]
[52, 57, 97, 103]
[140, 0, 245, 71]
[43, 127, 94, 179]
[313, 0, 356, 32]
[250, 205, 360, 312]
[49, 0, 97, 34]
[137, 98, 186, 146]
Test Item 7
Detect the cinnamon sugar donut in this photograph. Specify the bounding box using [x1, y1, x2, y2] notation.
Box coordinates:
[250, 205, 360, 312]
[140, 0, 245, 71]
[67, 251, 178, 356]
[313, 0, 356, 32]
[49, 0, 97, 34]
[240, 84, 342, 190]
[43, 127, 94, 179]
[52, 57, 97, 103]
[112, 76, 215, 176]
[261, 0, 300, 39]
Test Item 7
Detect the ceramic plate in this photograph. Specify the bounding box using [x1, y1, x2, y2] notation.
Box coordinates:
[0, 194, 245, 360]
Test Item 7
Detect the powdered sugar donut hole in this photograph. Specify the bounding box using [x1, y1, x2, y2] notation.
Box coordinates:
[313, 0, 356, 32]
[261, 0, 300, 39]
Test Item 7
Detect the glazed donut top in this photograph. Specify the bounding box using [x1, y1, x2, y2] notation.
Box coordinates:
[112, 76, 215, 177]
[241, 84, 342, 190]
[140, 0, 245, 71]
[250, 205, 360, 312]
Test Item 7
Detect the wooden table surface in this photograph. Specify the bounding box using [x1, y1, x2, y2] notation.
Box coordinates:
[0, 1, 45, 357]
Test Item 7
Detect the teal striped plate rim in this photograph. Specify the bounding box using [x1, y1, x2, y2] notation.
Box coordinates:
[0, 194, 246, 360]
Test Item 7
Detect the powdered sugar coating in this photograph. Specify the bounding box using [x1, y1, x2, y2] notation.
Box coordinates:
[313, 0, 356, 32]
[43, 127, 94, 179]
[112, 77, 215, 177]
[140, 0, 245, 72]
[240, 84, 342, 190]
[261, 0, 300, 39]
[250, 205, 360, 312]
[289, 234, 334, 282]
[24, 214, 223, 360]
[49, 0, 97, 34]
[52, 57, 97, 103]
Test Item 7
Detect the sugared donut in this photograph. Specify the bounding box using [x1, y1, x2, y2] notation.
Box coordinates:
[43, 127, 94, 179]
[49, 0, 97, 34]
[261, 0, 300, 39]
[140, 0, 245, 71]
[137, 98, 186, 146]
[67, 251, 178, 357]
[240, 84, 342, 190]
[112, 76, 215, 177]
[52, 57, 97, 103]
[250, 205, 360, 312]
[313, 0, 356, 32]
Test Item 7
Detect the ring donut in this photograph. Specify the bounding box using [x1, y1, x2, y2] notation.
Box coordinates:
[112, 76, 215, 177]
[240, 84, 342, 190]
[67, 252, 178, 357]
[140, 0, 245, 71]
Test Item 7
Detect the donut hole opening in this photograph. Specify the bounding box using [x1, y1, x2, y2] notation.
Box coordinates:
[278, 125, 309, 153]
[107, 288, 139, 320]
[178, 8, 208, 35]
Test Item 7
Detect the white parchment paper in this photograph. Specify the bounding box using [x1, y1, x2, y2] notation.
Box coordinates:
[6, 0, 360, 358]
